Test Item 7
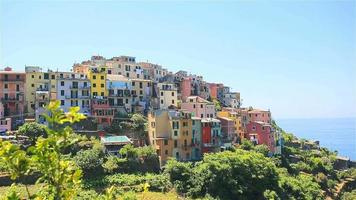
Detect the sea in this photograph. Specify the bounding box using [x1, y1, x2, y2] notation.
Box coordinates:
[276, 118, 356, 161]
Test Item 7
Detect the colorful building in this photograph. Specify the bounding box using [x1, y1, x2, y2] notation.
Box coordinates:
[139, 62, 168, 82]
[88, 66, 107, 97]
[180, 77, 192, 102]
[246, 121, 275, 153]
[181, 96, 216, 118]
[107, 74, 132, 113]
[130, 78, 152, 113]
[0, 67, 26, 126]
[148, 109, 195, 165]
[191, 117, 202, 160]
[157, 83, 178, 109]
[222, 92, 241, 108]
[201, 118, 221, 153]
[217, 116, 237, 143]
[56, 72, 91, 114]
[248, 108, 271, 123]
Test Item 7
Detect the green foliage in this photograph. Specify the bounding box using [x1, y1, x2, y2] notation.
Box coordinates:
[74, 148, 104, 176]
[340, 190, 356, 200]
[0, 100, 86, 199]
[120, 144, 139, 159]
[277, 168, 323, 200]
[254, 144, 270, 156]
[122, 191, 137, 200]
[17, 122, 47, 144]
[164, 159, 193, 194]
[189, 150, 279, 199]
[212, 99, 222, 111]
[239, 139, 254, 150]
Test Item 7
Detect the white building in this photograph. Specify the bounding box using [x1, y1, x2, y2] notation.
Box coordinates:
[56, 72, 90, 115]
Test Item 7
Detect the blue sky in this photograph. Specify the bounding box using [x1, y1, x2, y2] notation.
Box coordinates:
[1, 0, 355, 119]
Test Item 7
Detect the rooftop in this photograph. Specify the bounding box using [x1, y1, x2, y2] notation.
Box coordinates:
[101, 135, 131, 145]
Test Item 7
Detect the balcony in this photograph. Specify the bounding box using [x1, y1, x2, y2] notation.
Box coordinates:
[36, 88, 49, 91]
[70, 86, 79, 89]
[80, 86, 90, 89]
[0, 78, 24, 82]
[1, 97, 23, 102]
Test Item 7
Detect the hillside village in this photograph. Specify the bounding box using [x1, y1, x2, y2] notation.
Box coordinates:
[0, 55, 282, 164]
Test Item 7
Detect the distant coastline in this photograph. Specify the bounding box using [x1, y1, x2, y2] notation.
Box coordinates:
[277, 117, 356, 160]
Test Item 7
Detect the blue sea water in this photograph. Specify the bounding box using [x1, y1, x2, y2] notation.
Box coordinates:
[276, 118, 356, 161]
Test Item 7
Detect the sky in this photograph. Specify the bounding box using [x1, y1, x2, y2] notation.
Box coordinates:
[1, 0, 355, 119]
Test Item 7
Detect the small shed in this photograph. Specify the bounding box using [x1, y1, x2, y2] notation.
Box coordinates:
[101, 135, 132, 156]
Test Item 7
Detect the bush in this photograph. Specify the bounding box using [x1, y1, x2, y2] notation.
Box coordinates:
[74, 148, 104, 176]
[17, 122, 47, 144]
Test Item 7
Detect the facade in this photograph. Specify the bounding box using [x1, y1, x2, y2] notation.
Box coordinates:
[201, 118, 221, 153]
[157, 83, 178, 109]
[246, 121, 275, 153]
[148, 110, 194, 165]
[91, 98, 115, 129]
[180, 77, 192, 102]
[191, 117, 202, 160]
[208, 83, 219, 99]
[88, 66, 107, 97]
[217, 116, 237, 143]
[0, 67, 26, 126]
[181, 96, 216, 118]
[107, 74, 132, 113]
[222, 92, 241, 108]
[248, 108, 271, 123]
[139, 62, 168, 81]
[25, 66, 57, 119]
[56, 72, 91, 114]
[130, 78, 152, 113]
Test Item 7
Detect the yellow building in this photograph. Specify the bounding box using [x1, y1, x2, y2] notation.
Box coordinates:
[148, 109, 193, 165]
[130, 78, 152, 113]
[88, 66, 107, 97]
[25, 67, 57, 118]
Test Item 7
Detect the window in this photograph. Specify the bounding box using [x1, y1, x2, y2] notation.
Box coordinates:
[252, 126, 256, 130]
[93, 92, 98, 96]
[164, 140, 168, 145]
[139, 82, 143, 89]
[100, 76, 104, 80]
[126, 73, 129, 77]
[44, 73, 49, 79]
[193, 104, 196, 108]
[93, 75, 96, 79]
[16, 75, 20, 80]
[201, 114, 203, 118]
[61, 90, 64, 96]
[39, 75, 41, 79]
[84, 82, 87, 87]
[108, 70, 112, 74]
[172, 92, 174, 96]
[192, 120, 195, 126]
[160, 100, 163, 104]
[31, 75, 35, 78]
[172, 100, 175, 104]
[174, 140, 178, 148]
[101, 92, 104, 96]
[61, 100, 65, 106]
[161, 92, 163, 96]
[176, 152, 179, 159]
[200, 104, 203, 108]
[61, 81, 64, 86]
[4, 84, 8, 89]
[174, 130, 178, 136]
[101, 83, 104, 88]
[93, 83, 96, 88]
[132, 82, 135, 86]
[51, 75, 55, 79]
[31, 84, 34, 87]
[165, 150, 168, 155]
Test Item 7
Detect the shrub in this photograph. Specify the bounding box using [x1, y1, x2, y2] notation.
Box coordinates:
[74, 148, 104, 176]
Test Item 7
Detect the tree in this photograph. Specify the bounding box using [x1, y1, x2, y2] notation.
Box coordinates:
[17, 122, 47, 144]
[254, 144, 270, 156]
[164, 159, 193, 194]
[74, 148, 104, 176]
[130, 114, 148, 145]
[212, 99, 222, 111]
[0, 100, 85, 199]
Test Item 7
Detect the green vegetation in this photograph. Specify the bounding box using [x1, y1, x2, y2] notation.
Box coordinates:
[17, 122, 47, 145]
[0, 104, 355, 199]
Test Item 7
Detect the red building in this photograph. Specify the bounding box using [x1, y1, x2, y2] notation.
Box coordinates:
[246, 121, 275, 152]
[201, 118, 221, 153]
[180, 77, 192, 102]
[91, 98, 115, 129]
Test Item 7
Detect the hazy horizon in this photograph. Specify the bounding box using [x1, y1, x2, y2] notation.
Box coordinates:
[1, 1, 355, 119]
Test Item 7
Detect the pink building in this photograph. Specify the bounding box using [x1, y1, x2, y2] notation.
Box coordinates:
[181, 96, 216, 118]
[0, 118, 11, 132]
[217, 116, 237, 142]
[181, 77, 192, 102]
[248, 109, 271, 123]
[246, 121, 275, 152]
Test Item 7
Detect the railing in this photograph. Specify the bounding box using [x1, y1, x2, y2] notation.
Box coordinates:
[36, 88, 49, 91]
[1, 97, 23, 102]
[69, 86, 79, 89]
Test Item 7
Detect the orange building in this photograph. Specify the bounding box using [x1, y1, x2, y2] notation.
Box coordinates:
[0, 67, 26, 126]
